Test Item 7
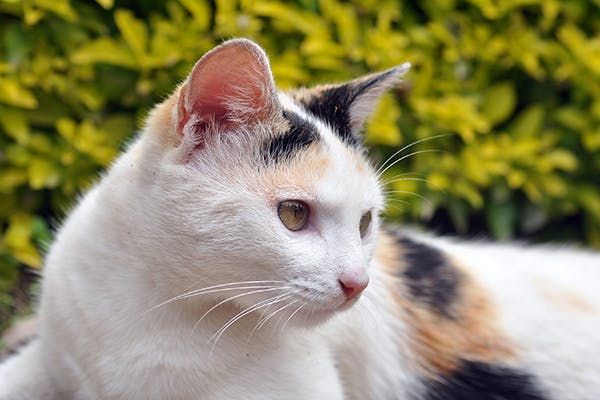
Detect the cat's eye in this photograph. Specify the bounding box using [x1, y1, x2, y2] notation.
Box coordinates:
[359, 211, 372, 238]
[278, 200, 310, 231]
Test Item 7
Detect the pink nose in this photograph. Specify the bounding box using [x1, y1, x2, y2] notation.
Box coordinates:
[338, 270, 369, 300]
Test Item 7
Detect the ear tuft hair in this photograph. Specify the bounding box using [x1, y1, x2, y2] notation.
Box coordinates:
[291, 63, 411, 147]
[347, 63, 411, 132]
[176, 39, 278, 144]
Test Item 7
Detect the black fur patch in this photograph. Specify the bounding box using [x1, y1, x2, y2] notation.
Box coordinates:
[299, 69, 398, 147]
[396, 235, 461, 318]
[422, 361, 548, 400]
[262, 110, 319, 164]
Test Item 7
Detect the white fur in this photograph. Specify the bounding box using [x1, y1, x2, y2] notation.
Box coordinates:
[1, 53, 600, 399]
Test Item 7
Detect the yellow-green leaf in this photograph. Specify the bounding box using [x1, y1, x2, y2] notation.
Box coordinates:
[71, 38, 137, 69]
[0, 108, 30, 143]
[366, 94, 402, 146]
[510, 105, 544, 136]
[23, 4, 44, 25]
[115, 9, 148, 61]
[481, 82, 516, 125]
[0, 78, 38, 109]
[28, 158, 60, 189]
[95, 0, 114, 9]
[544, 149, 578, 171]
[178, 0, 210, 30]
[33, 0, 77, 21]
[3, 214, 42, 268]
[0, 168, 28, 192]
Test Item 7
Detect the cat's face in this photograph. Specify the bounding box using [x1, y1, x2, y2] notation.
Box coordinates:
[140, 39, 409, 325]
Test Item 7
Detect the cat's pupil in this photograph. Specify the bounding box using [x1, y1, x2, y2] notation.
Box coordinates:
[359, 211, 372, 238]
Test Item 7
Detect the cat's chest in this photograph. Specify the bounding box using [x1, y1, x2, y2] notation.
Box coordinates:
[84, 326, 344, 400]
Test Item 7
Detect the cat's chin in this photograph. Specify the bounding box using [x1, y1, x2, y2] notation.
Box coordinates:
[292, 296, 361, 328]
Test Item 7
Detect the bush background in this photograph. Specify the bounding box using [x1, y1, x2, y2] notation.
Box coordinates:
[0, 0, 599, 333]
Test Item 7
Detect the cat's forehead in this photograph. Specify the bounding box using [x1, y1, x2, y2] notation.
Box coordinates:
[265, 93, 368, 171]
[266, 92, 366, 163]
[255, 92, 380, 207]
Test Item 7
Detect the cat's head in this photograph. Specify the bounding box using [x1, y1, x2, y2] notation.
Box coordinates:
[138, 39, 409, 325]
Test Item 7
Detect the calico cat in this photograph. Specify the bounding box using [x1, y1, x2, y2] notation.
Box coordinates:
[1, 38, 599, 400]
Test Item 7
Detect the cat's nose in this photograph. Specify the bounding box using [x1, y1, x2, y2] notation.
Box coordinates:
[338, 269, 369, 300]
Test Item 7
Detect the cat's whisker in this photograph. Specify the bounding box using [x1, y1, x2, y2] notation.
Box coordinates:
[210, 293, 293, 342]
[208, 291, 300, 356]
[377, 149, 445, 179]
[256, 299, 299, 332]
[381, 176, 447, 197]
[273, 300, 302, 330]
[143, 280, 286, 315]
[248, 302, 277, 342]
[382, 177, 429, 186]
[375, 134, 452, 176]
[192, 286, 291, 330]
[280, 302, 306, 333]
[384, 190, 433, 207]
[379, 172, 425, 187]
[385, 198, 410, 206]
[177, 284, 284, 300]
[147, 285, 278, 315]
[250, 296, 297, 338]
[384, 172, 425, 179]
[382, 204, 401, 213]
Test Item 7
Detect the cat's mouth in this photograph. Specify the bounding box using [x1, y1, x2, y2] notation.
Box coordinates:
[279, 287, 363, 326]
[231, 280, 363, 329]
[292, 299, 358, 326]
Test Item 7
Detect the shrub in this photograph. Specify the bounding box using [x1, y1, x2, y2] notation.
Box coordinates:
[0, 0, 599, 325]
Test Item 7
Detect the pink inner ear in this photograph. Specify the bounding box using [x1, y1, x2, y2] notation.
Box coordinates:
[177, 42, 275, 137]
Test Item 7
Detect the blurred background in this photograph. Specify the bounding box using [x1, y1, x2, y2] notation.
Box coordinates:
[0, 0, 599, 341]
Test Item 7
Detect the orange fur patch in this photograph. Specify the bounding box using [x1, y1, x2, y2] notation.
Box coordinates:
[146, 86, 182, 147]
[535, 278, 597, 315]
[256, 144, 330, 200]
[346, 150, 368, 175]
[376, 231, 516, 376]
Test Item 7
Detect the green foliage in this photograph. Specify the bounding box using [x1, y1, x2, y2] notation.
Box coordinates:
[1, 0, 599, 302]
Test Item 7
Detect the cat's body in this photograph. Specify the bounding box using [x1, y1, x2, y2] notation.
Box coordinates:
[1, 39, 599, 399]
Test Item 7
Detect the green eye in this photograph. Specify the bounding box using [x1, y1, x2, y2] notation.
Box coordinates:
[278, 200, 310, 231]
[359, 211, 372, 238]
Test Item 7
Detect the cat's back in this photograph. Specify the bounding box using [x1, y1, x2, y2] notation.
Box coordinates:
[448, 238, 600, 399]
[379, 230, 600, 399]
[426, 234, 600, 317]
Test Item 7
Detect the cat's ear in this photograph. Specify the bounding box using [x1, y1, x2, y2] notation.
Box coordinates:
[176, 39, 277, 142]
[293, 63, 410, 144]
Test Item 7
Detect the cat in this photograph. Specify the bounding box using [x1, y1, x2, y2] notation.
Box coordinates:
[1, 38, 599, 400]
